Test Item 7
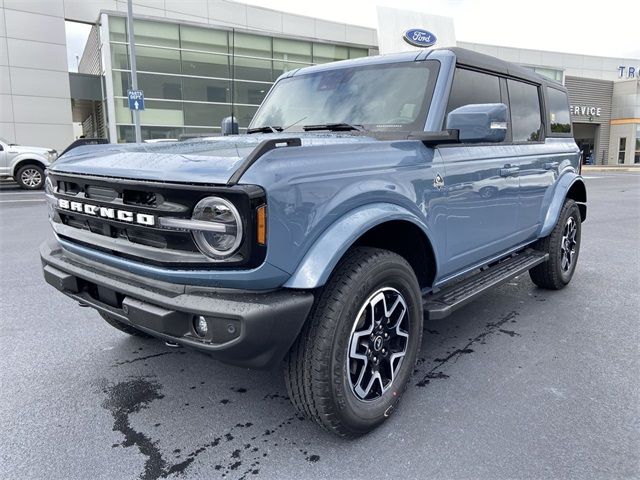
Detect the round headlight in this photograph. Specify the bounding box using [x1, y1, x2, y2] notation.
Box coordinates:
[191, 197, 243, 259]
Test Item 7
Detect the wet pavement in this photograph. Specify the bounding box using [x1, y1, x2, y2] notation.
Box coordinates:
[1, 173, 638, 479]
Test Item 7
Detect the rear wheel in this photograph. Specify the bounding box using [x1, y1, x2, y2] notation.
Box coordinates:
[284, 247, 423, 437]
[16, 164, 44, 190]
[529, 199, 581, 289]
[99, 312, 153, 338]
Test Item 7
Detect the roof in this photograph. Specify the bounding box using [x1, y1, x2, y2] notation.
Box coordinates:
[289, 46, 563, 90]
[441, 47, 552, 85]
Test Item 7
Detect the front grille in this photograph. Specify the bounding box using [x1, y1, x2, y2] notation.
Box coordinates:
[48, 172, 266, 268]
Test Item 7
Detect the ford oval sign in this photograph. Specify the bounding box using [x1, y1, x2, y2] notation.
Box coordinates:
[403, 29, 437, 48]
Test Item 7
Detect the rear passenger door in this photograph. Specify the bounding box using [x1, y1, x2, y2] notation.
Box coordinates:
[507, 80, 555, 240]
[438, 68, 521, 278]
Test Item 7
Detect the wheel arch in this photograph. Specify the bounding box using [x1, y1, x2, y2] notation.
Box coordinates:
[13, 158, 46, 178]
[566, 178, 587, 221]
[539, 174, 587, 238]
[283, 203, 438, 290]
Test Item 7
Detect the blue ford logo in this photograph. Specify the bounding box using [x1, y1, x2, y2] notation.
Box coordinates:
[403, 29, 437, 48]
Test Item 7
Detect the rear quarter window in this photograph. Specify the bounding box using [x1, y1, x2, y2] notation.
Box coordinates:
[546, 87, 572, 134]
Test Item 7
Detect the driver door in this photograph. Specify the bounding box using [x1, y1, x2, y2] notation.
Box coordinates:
[437, 67, 521, 278]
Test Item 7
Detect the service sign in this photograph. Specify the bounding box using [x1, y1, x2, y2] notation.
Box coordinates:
[402, 29, 437, 48]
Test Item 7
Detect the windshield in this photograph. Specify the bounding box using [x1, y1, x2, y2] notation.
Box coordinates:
[249, 60, 439, 132]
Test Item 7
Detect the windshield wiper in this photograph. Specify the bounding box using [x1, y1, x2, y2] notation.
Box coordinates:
[302, 123, 365, 132]
[247, 125, 283, 134]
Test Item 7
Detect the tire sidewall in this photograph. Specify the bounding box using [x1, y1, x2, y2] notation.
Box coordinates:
[327, 257, 422, 434]
[17, 165, 44, 190]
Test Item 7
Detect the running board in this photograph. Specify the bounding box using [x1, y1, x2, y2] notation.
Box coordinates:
[424, 249, 548, 320]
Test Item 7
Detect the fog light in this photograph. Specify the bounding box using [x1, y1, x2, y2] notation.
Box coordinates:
[193, 315, 209, 337]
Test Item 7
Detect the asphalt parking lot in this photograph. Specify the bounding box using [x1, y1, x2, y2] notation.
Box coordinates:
[0, 173, 638, 480]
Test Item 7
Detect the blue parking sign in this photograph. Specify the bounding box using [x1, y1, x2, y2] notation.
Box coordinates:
[128, 90, 145, 111]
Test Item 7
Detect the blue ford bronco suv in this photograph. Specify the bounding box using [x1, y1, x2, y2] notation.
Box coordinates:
[41, 48, 586, 437]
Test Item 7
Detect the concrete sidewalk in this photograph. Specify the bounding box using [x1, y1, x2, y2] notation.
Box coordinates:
[582, 165, 640, 173]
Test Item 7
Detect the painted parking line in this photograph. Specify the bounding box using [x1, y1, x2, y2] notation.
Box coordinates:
[0, 199, 45, 203]
[0, 188, 44, 195]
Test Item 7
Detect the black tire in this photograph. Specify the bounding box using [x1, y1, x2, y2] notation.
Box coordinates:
[16, 164, 45, 190]
[284, 247, 423, 437]
[529, 199, 581, 290]
[99, 312, 153, 338]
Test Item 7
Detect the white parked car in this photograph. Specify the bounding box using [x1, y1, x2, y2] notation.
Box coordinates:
[0, 137, 57, 189]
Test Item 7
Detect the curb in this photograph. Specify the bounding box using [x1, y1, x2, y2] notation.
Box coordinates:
[582, 166, 640, 173]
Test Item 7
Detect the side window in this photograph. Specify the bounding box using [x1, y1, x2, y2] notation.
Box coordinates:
[546, 87, 571, 134]
[445, 68, 501, 116]
[508, 79, 542, 142]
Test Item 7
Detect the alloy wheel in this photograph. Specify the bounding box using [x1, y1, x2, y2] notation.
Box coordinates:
[20, 168, 42, 188]
[560, 216, 578, 272]
[346, 287, 409, 401]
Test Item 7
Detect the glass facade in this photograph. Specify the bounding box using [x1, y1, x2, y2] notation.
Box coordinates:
[107, 16, 369, 142]
[635, 125, 640, 164]
[523, 66, 563, 83]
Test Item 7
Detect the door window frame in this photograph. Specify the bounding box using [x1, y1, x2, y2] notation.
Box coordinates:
[440, 64, 546, 148]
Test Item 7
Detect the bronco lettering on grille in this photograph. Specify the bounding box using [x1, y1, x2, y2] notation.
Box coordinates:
[57, 198, 155, 226]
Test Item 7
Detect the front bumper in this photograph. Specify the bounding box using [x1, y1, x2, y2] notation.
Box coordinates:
[40, 239, 314, 369]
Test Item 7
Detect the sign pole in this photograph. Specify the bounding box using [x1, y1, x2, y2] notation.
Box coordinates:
[127, 0, 141, 143]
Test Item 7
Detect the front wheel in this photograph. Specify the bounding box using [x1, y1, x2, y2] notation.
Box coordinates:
[16, 164, 45, 190]
[284, 247, 423, 437]
[529, 199, 582, 289]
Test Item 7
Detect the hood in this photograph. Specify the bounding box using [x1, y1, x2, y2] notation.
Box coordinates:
[8, 144, 54, 155]
[49, 133, 375, 185]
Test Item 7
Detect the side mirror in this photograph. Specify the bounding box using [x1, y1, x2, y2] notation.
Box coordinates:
[446, 103, 508, 143]
[221, 116, 239, 136]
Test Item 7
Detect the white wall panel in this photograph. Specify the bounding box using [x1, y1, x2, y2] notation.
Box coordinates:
[207, 0, 246, 27]
[246, 6, 282, 33]
[63, 0, 116, 23]
[14, 122, 73, 150]
[12, 95, 72, 124]
[0, 65, 10, 94]
[315, 19, 346, 44]
[6, 38, 67, 71]
[9, 67, 70, 98]
[3, 0, 63, 17]
[0, 37, 8, 66]
[281, 13, 314, 39]
[0, 7, 6, 37]
[346, 25, 375, 46]
[4, 9, 66, 44]
[0, 121, 16, 142]
[166, 0, 208, 20]
[0, 93, 13, 121]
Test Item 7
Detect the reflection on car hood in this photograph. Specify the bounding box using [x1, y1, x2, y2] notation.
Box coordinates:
[8, 145, 53, 154]
[49, 133, 377, 185]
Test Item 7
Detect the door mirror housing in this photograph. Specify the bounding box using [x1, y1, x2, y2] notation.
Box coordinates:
[446, 103, 508, 143]
[221, 116, 239, 136]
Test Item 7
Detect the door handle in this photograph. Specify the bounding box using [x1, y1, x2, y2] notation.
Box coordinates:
[500, 166, 519, 177]
[544, 161, 559, 170]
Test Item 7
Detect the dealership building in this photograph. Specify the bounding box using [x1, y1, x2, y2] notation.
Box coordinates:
[0, 0, 638, 165]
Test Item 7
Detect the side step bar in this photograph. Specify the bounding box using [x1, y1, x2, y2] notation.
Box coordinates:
[424, 249, 548, 320]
